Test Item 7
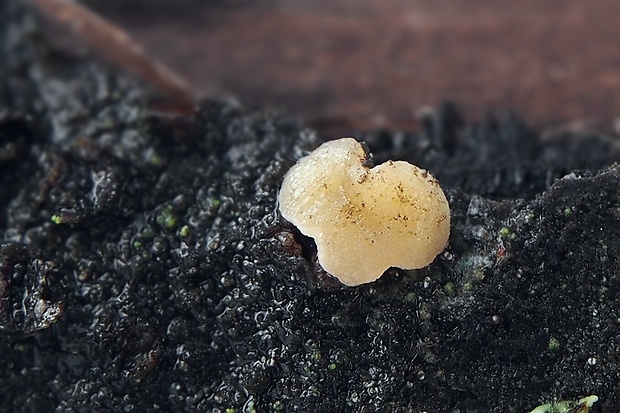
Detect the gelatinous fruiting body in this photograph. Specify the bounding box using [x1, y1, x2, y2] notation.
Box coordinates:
[278, 138, 450, 286]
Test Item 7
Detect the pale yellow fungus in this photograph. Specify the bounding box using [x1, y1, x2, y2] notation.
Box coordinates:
[278, 137, 450, 286]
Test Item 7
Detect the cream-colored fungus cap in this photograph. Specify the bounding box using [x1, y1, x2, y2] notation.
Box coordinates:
[278, 138, 450, 286]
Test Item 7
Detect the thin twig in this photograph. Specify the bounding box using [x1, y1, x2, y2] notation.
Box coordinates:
[27, 0, 196, 107]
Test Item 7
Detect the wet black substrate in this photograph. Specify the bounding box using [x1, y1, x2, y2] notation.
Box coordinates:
[1, 2, 620, 412]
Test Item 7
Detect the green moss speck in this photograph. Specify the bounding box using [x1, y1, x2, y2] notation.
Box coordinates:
[442, 282, 456, 296]
[210, 198, 221, 209]
[140, 227, 155, 240]
[51, 214, 63, 224]
[499, 227, 515, 240]
[178, 225, 190, 237]
[528, 395, 598, 413]
[308, 385, 320, 397]
[271, 401, 284, 412]
[157, 205, 178, 229]
[563, 207, 573, 216]
[149, 153, 165, 166]
[548, 337, 560, 351]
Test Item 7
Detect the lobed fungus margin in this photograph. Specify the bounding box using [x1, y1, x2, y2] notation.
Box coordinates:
[278, 138, 450, 286]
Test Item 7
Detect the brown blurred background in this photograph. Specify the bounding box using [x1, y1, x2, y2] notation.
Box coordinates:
[79, 0, 620, 135]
